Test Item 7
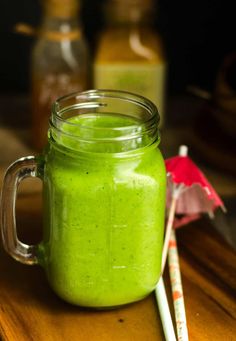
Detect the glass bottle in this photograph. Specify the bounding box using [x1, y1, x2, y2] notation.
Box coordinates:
[94, 0, 167, 127]
[31, 0, 90, 150]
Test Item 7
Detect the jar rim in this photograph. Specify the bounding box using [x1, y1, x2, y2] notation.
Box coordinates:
[50, 89, 160, 154]
[52, 89, 159, 126]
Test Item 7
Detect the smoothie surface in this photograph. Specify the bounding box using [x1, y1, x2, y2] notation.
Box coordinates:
[52, 112, 154, 154]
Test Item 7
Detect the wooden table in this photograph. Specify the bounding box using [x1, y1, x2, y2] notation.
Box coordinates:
[0, 172, 236, 341]
[0, 95, 236, 340]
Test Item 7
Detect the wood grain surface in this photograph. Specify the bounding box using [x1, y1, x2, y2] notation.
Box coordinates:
[0, 103, 236, 340]
[0, 184, 236, 341]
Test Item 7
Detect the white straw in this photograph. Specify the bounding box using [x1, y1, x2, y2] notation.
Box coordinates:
[155, 276, 177, 341]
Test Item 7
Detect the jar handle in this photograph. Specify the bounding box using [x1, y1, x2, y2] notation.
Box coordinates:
[1, 156, 41, 265]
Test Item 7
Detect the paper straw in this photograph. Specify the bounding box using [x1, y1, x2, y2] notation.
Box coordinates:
[155, 277, 177, 341]
[168, 229, 188, 341]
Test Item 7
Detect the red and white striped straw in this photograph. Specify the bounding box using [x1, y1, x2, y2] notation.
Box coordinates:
[168, 229, 189, 341]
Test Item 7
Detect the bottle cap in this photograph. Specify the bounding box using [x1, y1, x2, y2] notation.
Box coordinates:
[105, 0, 155, 23]
[43, 0, 79, 18]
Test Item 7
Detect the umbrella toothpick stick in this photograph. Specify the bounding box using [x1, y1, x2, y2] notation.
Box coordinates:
[162, 186, 183, 272]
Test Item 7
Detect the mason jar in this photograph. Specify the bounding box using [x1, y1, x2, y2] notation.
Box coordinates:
[1, 90, 166, 308]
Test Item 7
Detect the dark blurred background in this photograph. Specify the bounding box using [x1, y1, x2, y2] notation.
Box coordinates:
[0, 0, 234, 95]
[0, 0, 235, 250]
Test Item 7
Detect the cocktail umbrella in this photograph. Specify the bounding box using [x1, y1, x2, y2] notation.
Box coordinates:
[162, 145, 226, 341]
[162, 145, 226, 269]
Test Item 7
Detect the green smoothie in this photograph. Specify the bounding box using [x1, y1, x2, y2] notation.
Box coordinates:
[41, 113, 166, 307]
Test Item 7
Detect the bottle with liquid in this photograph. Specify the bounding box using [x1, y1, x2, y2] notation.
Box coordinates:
[94, 0, 167, 126]
[31, 0, 90, 150]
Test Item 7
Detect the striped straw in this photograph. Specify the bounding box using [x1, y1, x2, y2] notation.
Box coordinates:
[168, 229, 189, 341]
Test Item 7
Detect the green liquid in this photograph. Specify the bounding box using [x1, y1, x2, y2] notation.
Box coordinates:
[42, 114, 166, 307]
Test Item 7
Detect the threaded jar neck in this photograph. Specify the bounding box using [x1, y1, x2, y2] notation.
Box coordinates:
[49, 90, 160, 156]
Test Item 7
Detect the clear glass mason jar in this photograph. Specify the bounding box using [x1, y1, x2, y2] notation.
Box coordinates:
[1, 90, 166, 308]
